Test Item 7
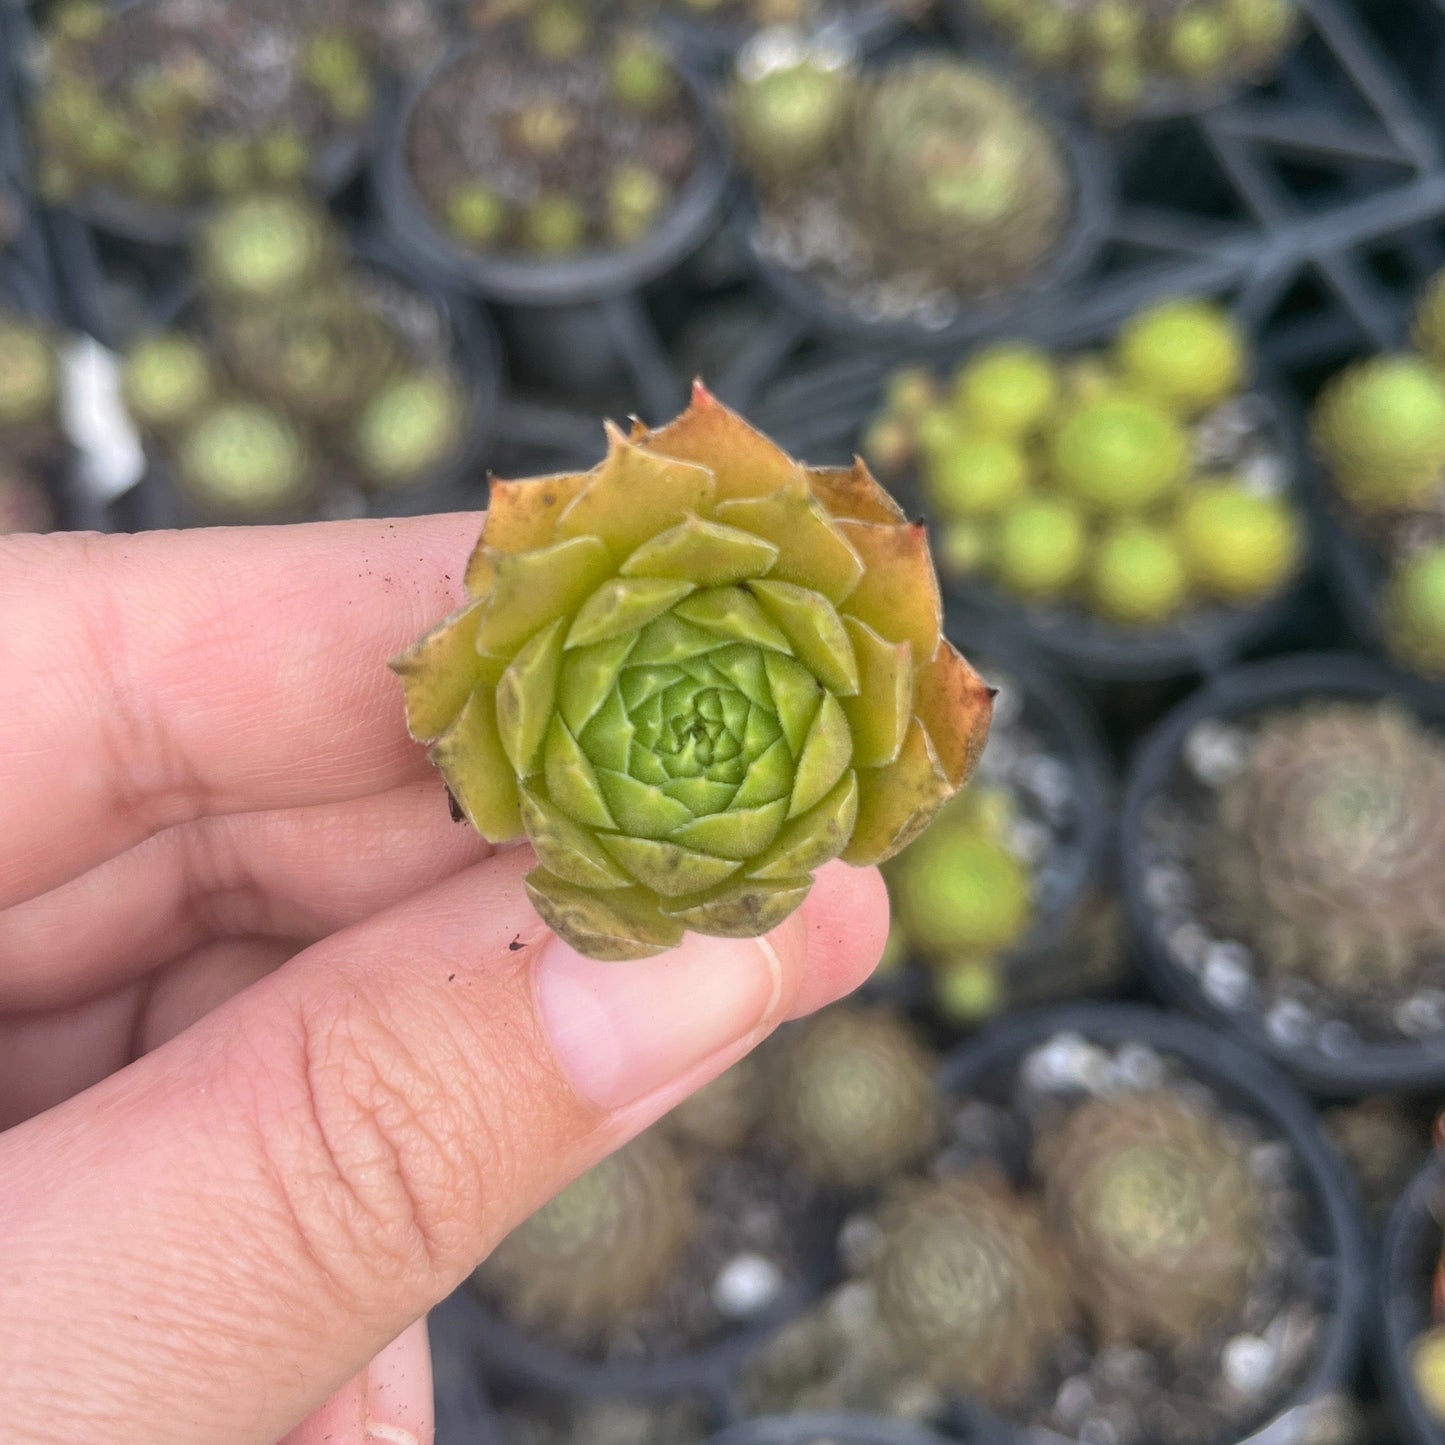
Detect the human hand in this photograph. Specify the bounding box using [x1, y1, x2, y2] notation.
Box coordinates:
[0, 516, 889, 1445]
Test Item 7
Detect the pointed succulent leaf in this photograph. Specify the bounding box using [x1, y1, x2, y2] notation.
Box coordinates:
[525, 869, 685, 960]
[520, 785, 634, 890]
[715, 474, 865, 602]
[836, 519, 943, 663]
[566, 577, 696, 649]
[431, 688, 523, 842]
[807, 459, 909, 524]
[392, 599, 497, 742]
[475, 537, 613, 657]
[842, 617, 912, 768]
[662, 875, 814, 936]
[619, 515, 780, 585]
[751, 580, 860, 695]
[480, 472, 591, 557]
[639, 382, 795, 501]
[749, 772, 859, 880]
[843, 719, 953, 865]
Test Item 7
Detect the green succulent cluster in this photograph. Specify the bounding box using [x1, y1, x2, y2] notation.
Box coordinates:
[1035, 1091, 1262, 1346]
[430, 26, 686, 257]
[31, 1, 373, 207]
[1207, 701, 1445, 994]
[885, 787, 1035, 1023]
[865, 296, 1303, 627]
[475, 1129, 699, 1344]
[974, 0, 1298, 118]
[765, 1008, 938, 1189]
[1312, 270, 1445, 680]
[121, 195, 468, 520]
[735, 53, 1070, 298]
[870, 1171, 1075, 1407]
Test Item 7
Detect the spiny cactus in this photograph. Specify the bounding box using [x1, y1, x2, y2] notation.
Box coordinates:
[870, 1171, 1074, 1406]
[1311, 356, 1445, 514]
[766, 1008, 938, 1190]
[475, 1129, 698, 1343]
[1207, 702, 1445, 992]
[1035, 1091, 1262, 1347]
[850, 61, 1069, 295]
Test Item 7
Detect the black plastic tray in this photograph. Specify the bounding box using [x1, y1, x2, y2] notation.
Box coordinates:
[1379, 1157, 1445, 1445]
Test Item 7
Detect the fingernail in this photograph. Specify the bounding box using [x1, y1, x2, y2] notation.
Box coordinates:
[536, 932, 785, 1110]
[365, 1319, 431, 1445]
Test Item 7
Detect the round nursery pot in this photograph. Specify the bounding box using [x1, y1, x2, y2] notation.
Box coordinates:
[939, 388, 1316, 685]
[709, 1415, 954, 1445]
[123, 232, 501, 529]
[657, 2, 914, 72]
[1122, 651, 1445, 1097]
[20, 0, 374, 248]
[1380, 1158, 1445, 1445]
[740, 58, 1114, 348]
[449, 1249, 828, 1402]
[938, 1002, 1369, 1445]
[375, 40, 731, 311]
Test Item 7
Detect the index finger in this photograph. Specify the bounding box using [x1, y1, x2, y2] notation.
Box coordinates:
[0, 514, 480, 910]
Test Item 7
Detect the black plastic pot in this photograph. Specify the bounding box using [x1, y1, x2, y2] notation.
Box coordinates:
[1380, 1158, 1445, 1445]
[11, 0, 376, 249]
[375, 40, 730, 311]
[1121, 651, 1445, 1097]
[944, 389, 1317, 685]
[738, 52, 1114, 349]
[656, 3, 914, 73]
[936, 1002, 1369, 1445]
[707, 1415, 954, 1445]
[428, 1289, 509, 1445]
[112, 229, 502, 530]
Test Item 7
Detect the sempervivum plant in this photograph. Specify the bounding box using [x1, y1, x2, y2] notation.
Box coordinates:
[870, 1172, 1075, 1408]
[1206, 702, 1445, 994]
[963, 0, 1298, 119]
[735, 41, 1075, 331]
[864, 297, 1304, 663]
[29, 0, 375, 213]
[765, 1008, 938, 1190]
[394, 386, 992, 961]
[1035, 1091, 1262, 1346]
[476, 1129, 699, 1344]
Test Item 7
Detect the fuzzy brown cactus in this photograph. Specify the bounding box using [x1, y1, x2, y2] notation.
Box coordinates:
[870, 1171, 1074, 1406]
[474, 1129, 698, 1343]
[1207, 702, 1445, 992]
[1035, 1091, 1262, 1347]
[849, 60, 1069, 295]
[766, 1007, 938, 1189]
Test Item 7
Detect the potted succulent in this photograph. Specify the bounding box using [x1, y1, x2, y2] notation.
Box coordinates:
[25, 0, 377, 244]
[946, 0, 1300, 121]
[1309, 271, 1445, 693]
[117, 192, 499, 525]
[733, 1004, 1367, 1445]
[730, 38, 1111, 343]
[1381, 1153, 1445, 1444]
[863, 297, 1311, 682]
[1122, 651, 1445, 1096]
[880, 640, 1119, 1027]
[452, 1006, 943, 1395]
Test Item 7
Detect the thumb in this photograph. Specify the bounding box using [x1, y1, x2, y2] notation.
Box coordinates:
[0, 849, 887, 1445]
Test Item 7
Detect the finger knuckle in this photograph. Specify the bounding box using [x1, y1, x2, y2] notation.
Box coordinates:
[262, 989, 513, 1306]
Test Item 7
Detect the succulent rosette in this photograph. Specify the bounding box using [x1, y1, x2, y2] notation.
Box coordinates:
[395, 386, 993, 960]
